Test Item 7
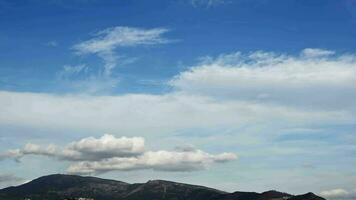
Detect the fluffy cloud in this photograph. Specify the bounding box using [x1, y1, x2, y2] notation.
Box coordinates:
[1, 134, 237, 174]
[170, 49, 356, 110]
[319, 188, 356, 200]
[1, 135, 145, 161]
[66, 134, 145, 159]
[67, 150, 237, 174]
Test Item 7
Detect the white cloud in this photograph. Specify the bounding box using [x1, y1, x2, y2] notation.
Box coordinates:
[73, 26, 171, 76]
[66, 134, 145, 159]
[190, 0, 227, 7]
[0, 91, 350, 135]
[170, 49, 356, 110]
[57, 64, 88, 79]
[57, 64, 119, 94]
[320, 188, 356, 200]
[74, 27, 170, 54]
[1, 134, 237, 174]
[67, 149, 237, 174]
[301, 48, 335, 58]
[22, 143, 57, 156]
[58, 26, 172, 94]
[2, 134, 145, 161]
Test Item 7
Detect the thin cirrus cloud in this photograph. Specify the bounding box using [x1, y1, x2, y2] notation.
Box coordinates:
[72, 26, 172, 76]
[0, 134, 237, 175]
[190, 0, 227, 7]
[57, 64, 88, 80]
[301, 48, 335, 57]
[56, 26, 173, 93]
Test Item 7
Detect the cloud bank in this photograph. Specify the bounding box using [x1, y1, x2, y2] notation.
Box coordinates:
[0, 91, 349, 135]
[1, 48, 355, 134]
[1, 134, 237, 175]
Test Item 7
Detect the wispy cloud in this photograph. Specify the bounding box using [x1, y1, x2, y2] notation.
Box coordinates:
[57, 64, 88, 80]
[301, 48, 335, 58]
[45, 40, 58, 47]
[58, 26, 173, 94]
[73, 26, 172, 76]
[190, 0, 228, 8]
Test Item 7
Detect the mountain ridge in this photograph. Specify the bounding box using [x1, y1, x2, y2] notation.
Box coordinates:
[0, 174, 325, 200]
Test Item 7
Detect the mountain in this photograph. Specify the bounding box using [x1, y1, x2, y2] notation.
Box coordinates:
[0, 174, 325, 200]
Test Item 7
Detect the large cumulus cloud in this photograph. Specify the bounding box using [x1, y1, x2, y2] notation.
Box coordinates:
[0, 134, 237, 175]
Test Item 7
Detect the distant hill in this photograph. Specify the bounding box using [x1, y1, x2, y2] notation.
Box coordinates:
[0, 174, 325, 200]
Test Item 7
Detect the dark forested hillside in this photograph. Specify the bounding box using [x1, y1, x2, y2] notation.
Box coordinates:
[0, 174, 325, 200]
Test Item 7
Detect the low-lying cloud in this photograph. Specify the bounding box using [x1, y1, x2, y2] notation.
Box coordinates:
[67, 149, 236, 174]
[1, 134, 237, 175]
[320, 188, 356, 200]
[1, 134, 144, 161]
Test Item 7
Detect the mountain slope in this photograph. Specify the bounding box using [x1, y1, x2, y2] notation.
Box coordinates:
[0, 174, 325, 200]
[0, 174, 129, 200]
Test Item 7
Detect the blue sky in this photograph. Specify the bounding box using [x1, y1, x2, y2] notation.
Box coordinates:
[0, 0, 356, 199]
